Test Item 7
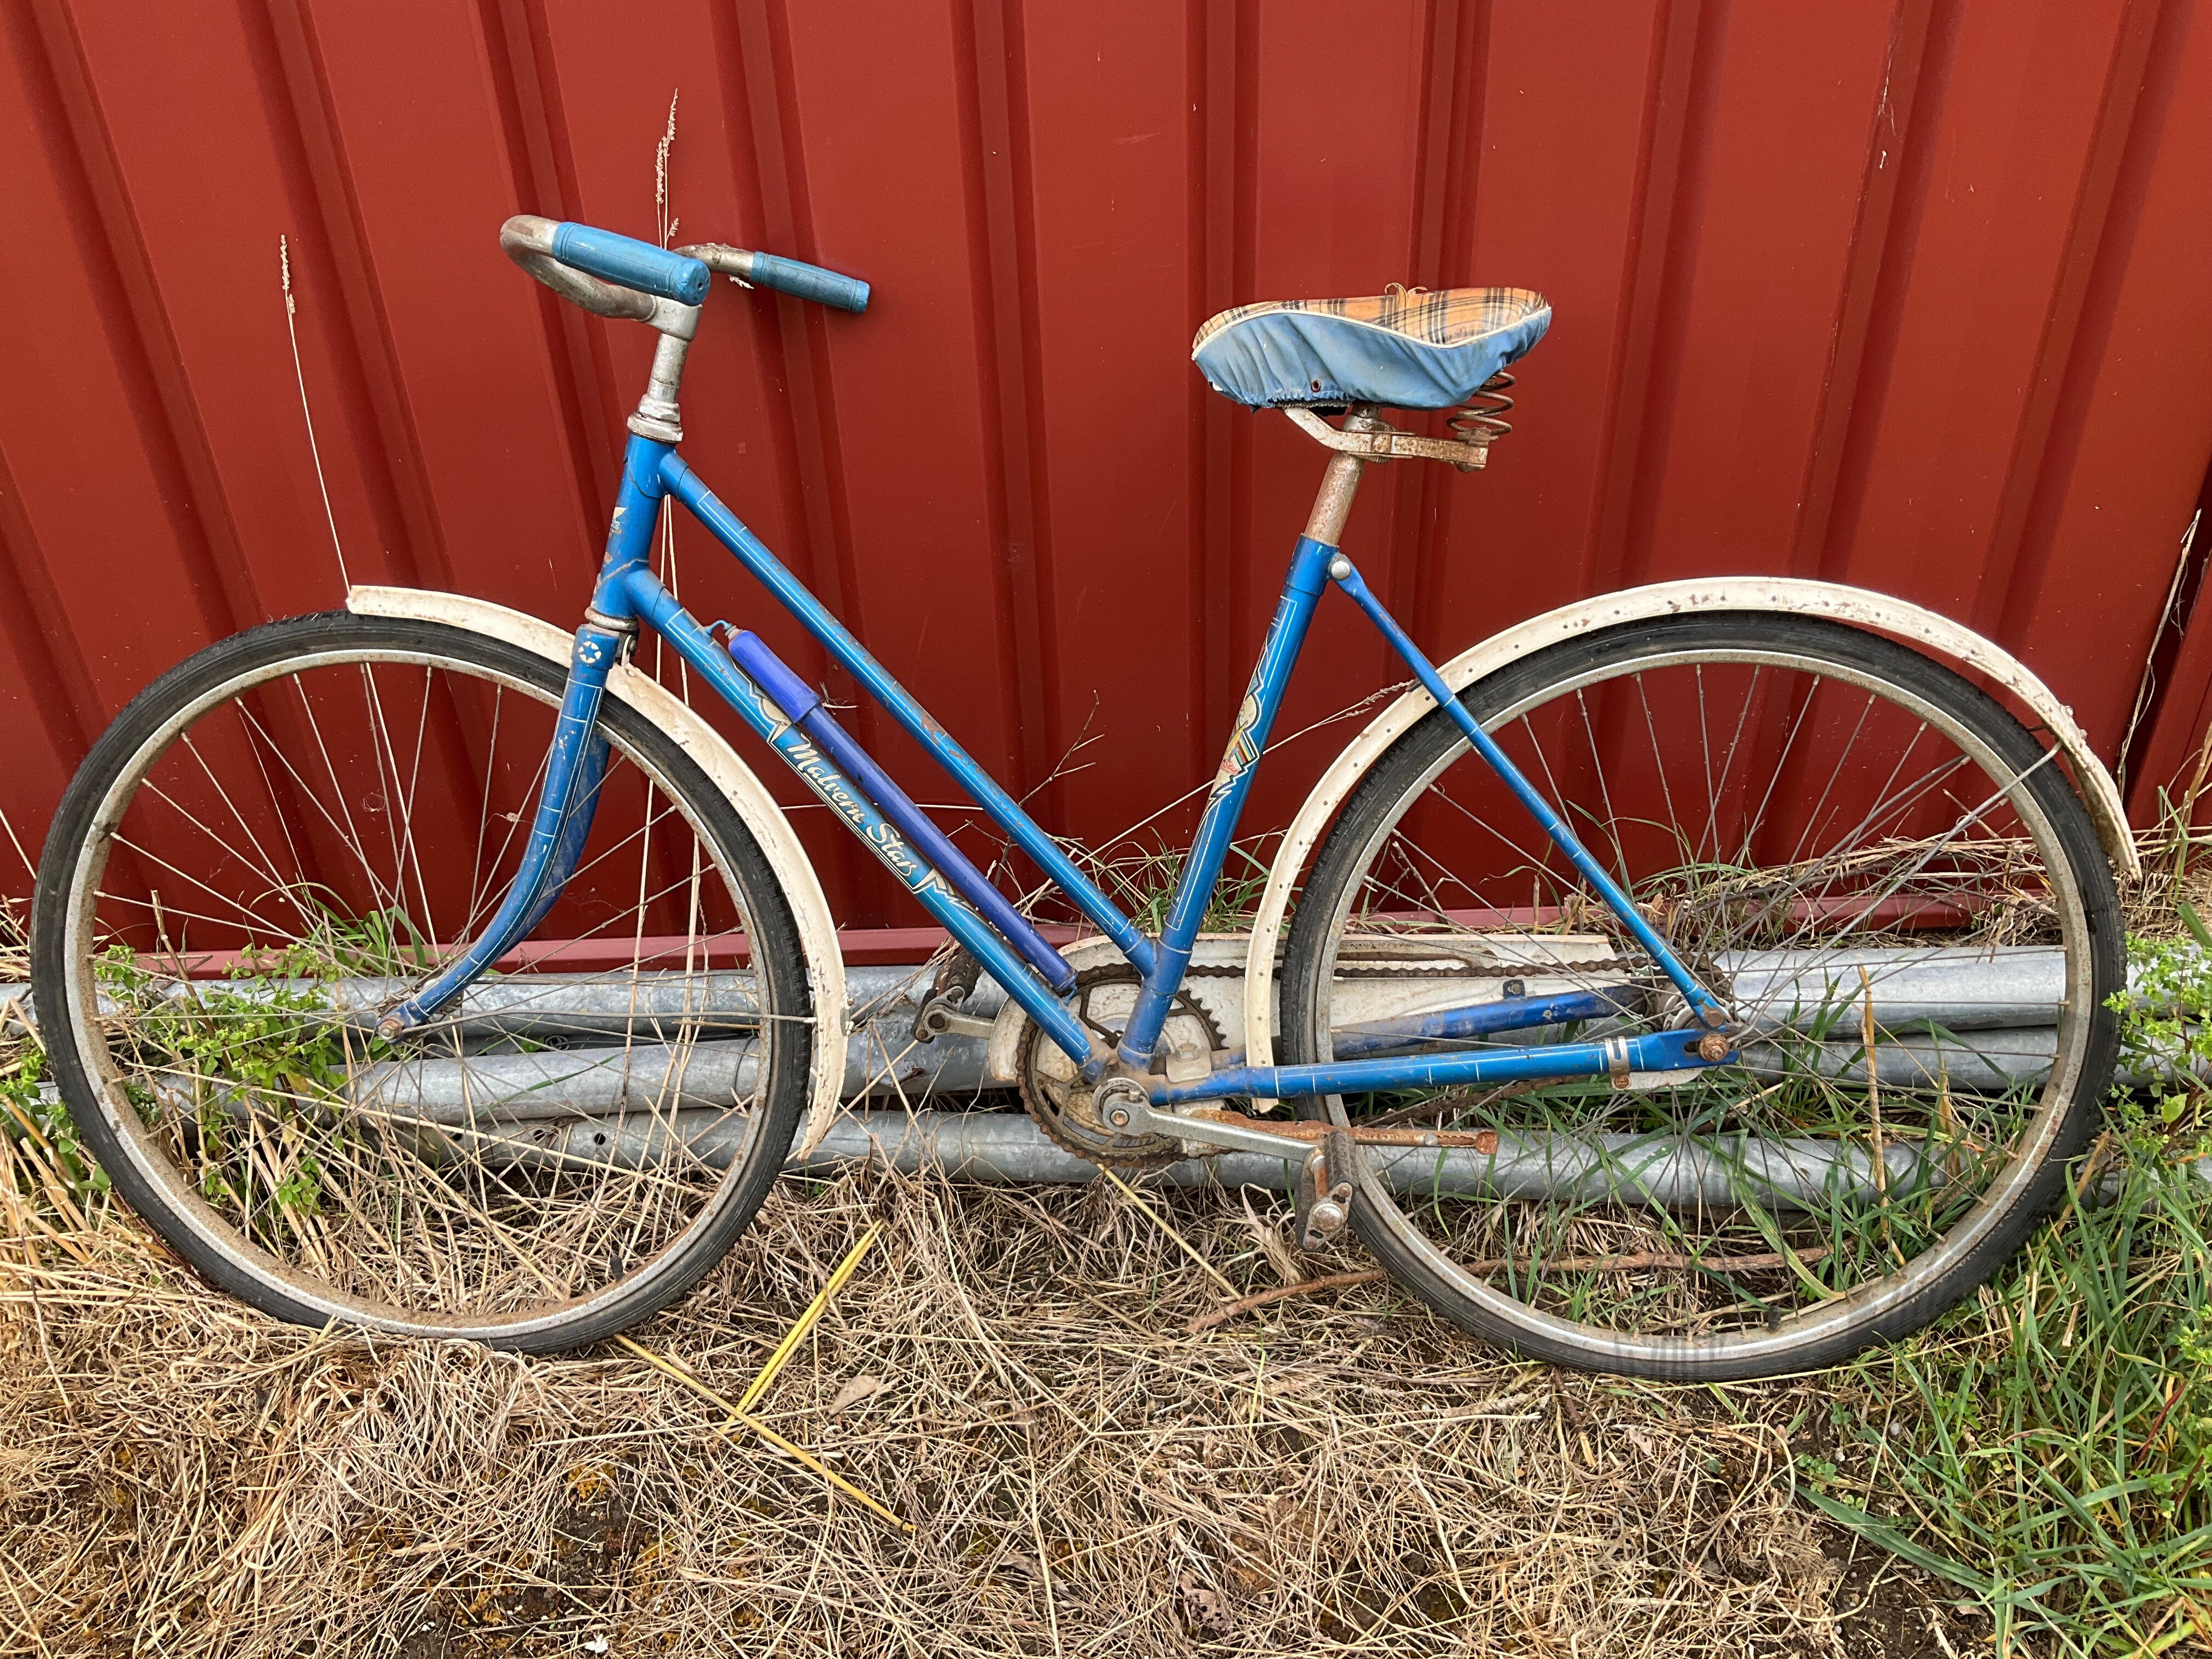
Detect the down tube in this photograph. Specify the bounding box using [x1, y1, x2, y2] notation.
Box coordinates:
[658, 454, 1155, 979]
[619, 568, 1099, 1073]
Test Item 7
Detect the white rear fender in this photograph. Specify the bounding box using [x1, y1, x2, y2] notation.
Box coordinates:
[1241, 578, 2138, 1086]
[345, 585, 848, 1153]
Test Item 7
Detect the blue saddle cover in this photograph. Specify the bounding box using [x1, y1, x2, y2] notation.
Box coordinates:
[1193, 286, 1550, 410]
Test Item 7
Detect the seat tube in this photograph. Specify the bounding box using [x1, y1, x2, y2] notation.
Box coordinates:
[1118, 531, 1340, 1069]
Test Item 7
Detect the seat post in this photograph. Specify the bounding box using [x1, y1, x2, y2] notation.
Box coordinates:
[1301, 404, 1384, 545]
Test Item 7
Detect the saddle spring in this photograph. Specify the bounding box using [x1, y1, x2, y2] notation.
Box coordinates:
[1448, 370, 1516, 448]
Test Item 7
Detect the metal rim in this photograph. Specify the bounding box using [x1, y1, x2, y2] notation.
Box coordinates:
[55, 634, 775, 1341]
[1303, 638, 2097, 1369]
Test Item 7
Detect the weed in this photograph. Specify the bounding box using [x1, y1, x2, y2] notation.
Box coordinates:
[1809, 931, 2212, 1655]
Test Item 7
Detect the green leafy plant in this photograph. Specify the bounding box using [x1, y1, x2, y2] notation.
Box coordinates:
[2111, 933, 2212, 1157]
[0, 1037, 109, 1199]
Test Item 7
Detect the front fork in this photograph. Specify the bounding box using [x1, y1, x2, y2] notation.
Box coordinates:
[374, 439, 672, 1040]
[376, 620, 621, 1039]
[381, 435, 672, 1039]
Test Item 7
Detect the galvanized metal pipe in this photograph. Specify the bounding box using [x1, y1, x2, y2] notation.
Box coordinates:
[0, 943, 2175, 1045]
[1719, 945, 2068, 1032]
[453, 1106, 1922, 1210]
[823, 1114, 1947, 1211]
[325, 967, 1001, 1121]
[0, 964, 988, 1045]
[328, 1024, 2185, 1147]
[343, 1026, 986, 1125]
[1741, 1026, 2204, 1094]
[15, 948, 2212, 1138]
[439, 1107, 2207, 1209]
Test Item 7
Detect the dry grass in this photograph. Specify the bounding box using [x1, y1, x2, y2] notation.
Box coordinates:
[7, 860, 2210, 1656]
[0, 867, 1959, 1655]
[1, 1170, 1978, 1658]
[0, 852, 2150, 1659]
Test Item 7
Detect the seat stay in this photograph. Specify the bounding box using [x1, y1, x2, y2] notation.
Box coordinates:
[1326, 555, 1728, 1025]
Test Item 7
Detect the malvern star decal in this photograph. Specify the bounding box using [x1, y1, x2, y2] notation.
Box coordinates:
[775, 731, 946, 897]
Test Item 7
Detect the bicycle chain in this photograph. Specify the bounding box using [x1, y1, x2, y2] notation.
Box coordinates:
[1014, 953, 1658, 1172]
[1015, 966, 1225, 1171]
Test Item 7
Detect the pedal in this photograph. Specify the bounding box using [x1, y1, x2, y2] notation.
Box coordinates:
[1293, 1126, 1356, 1251]
[912, 952, 993, 1043]
[932, 951, 983, 1004]
[911, 989, 994, 1043]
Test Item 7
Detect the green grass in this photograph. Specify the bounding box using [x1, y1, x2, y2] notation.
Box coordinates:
[1805, 1163, 2210, 1654]
[1799, 936, 2212, 1656]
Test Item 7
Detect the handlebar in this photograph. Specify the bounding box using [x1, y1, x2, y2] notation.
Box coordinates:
[679, 244, 871, 314]
[500, 215, 870, 323]
[550, 223, 709, 304]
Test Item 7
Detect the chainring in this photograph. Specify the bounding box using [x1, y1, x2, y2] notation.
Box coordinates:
[1015, 966, 1225, 1170]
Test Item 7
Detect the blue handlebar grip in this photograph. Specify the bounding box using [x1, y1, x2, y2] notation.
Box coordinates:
[549, 223, 710, 306]
[748, 252, 871, 314]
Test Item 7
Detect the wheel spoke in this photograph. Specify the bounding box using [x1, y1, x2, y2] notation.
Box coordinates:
[44, 622, 803, 1346]
[1286, 620, 2113, 1376]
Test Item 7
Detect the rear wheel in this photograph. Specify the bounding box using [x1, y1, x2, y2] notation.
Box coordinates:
[1279, 613, 2121, 1379]
[31, 612, 814, 1351]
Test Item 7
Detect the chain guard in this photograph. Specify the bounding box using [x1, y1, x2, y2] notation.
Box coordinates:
[1015, 966, 1224, 1170]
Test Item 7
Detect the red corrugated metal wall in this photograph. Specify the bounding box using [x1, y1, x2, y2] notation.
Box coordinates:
[3, 1, 2210, 938]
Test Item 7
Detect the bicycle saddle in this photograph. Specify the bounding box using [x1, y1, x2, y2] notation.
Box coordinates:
[1192, 285, 1550, 411]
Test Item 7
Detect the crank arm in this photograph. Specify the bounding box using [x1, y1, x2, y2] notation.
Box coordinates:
[1109, 1086, 1372, 1245]
[911, 990, 996, 1042]
[1101, 1088, 1319, 1159]
[1110, 1094, 1499, 1160]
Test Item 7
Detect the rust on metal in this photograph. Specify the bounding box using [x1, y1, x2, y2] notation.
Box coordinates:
[1285, 405, 1492, 473]
[1184, 1107, 1499, 1154]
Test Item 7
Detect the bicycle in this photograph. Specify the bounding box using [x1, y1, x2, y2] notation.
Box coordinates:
[30, 213, 2135, 1379]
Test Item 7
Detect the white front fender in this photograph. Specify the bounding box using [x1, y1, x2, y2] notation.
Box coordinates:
[345, 585, 848, 1152]
[1242, 577, 2138, 1082]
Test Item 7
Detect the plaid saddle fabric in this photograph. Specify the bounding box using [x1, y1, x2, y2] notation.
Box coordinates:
[1192, 286, 1550, 411]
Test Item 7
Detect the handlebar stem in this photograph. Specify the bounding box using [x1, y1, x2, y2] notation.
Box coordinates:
[629, 333, 690, 444]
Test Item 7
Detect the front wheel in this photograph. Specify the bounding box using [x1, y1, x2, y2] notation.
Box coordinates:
[31, 613, 815, 1350]
[1279, 613, 2121, 1380]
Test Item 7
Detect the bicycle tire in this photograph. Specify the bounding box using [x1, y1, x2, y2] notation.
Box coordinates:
[1278, 612, 2121, 1380]
[32, 612, 815, 1351]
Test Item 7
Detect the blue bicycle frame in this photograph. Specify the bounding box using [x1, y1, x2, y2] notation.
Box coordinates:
[383, 422, 1730, 1104]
